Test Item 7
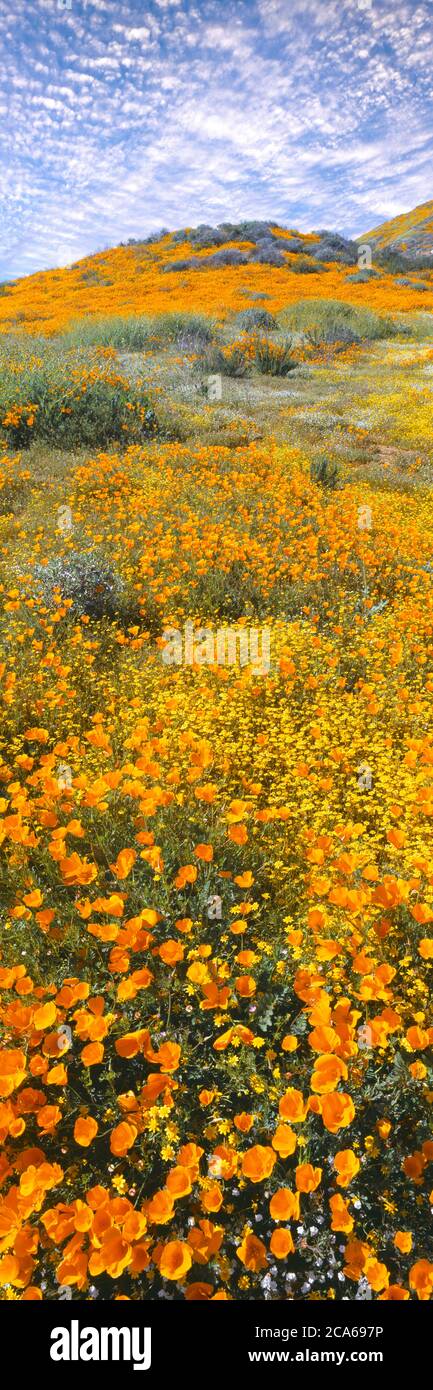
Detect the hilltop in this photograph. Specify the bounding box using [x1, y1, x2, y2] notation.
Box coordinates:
[363, 199, 433, 257]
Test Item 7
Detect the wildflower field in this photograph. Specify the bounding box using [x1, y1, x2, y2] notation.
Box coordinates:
[1, 226, 433, 1304]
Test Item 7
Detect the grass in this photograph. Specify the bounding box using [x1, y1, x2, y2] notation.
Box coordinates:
[277, 297, 406, 341]
[60, 310, 216, 352]
[98, 321, 433, 483]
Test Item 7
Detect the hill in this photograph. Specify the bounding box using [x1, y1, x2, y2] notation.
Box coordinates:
[362, 199, 433, 257]
[1, 216, 433, 337]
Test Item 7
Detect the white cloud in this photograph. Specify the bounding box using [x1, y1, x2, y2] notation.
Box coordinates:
[0, 0, 431, 278]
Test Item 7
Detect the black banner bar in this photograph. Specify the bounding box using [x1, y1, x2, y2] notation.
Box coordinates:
[3, 1298, 427, 1380]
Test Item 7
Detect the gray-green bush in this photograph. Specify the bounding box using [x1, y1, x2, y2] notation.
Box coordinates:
[278, 298, 397, 341]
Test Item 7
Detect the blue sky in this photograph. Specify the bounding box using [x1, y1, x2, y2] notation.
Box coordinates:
[1, 0, 432, 280]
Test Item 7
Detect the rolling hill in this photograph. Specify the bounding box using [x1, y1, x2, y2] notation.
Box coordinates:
[0, 211, 433, 337]
[362, 199, 433, 257]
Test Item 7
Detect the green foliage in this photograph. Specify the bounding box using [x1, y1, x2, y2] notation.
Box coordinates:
[310, 455, 341, 490]
[35, 550, 161, 633]
[0, 344, 159, 449]
[290, 257, 323, 274]
[376, 247, 433, 274]
[253, 336, 298, 375]
[278, 297, 397, 341]
[61, 315, 154, 350]
[234, 307, 277, 332]
[198, 345, 250, 378]
[346, 269, 381, 284]
[60, 311, 215, 352]
[151, 312, 215, 347]
[193, 559, 266, 620]
[36, 551, 125, 621]
[395, 311, 433, 339]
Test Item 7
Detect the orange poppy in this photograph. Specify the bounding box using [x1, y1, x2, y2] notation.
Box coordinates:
[295, 1163, 322, 1193]
[159, 940, 185, 966]
[271, 1124, 297, 1158]
[270, 1228, 295, 1259]
[237, 1232, 267, 1272]
[166, 1166, 192, 1199]
[234, 1112, 254, 1133]
[333, 1149, 360, 1187]
[409, 1260, 433, 1300]
[329, 1194, 354, 1233]
[110, 1121, 137, 1157]
[394, 1231, 412, 1254]
[241, 1145, 276, 1183]
[320, 1092, 355, 1133]
[74, 1116, 98, 1147]
[159, 1240, 193, 1281]
[146, 1190, 174, 1225]
[269, 1188, 300, 1222]
[279, 1088, 307, 1123]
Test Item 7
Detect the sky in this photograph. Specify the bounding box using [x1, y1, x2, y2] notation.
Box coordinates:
[0, 0, 432, 281]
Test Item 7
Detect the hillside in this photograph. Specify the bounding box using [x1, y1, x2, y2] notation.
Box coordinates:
[363, 199, 433, 257]
[1, 199, 433, 1308]
[1, 215, 433, 337]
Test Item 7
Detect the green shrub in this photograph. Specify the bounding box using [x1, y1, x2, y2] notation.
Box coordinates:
[376, 247, 433, 273]
[395, 279, 429, 292]
[290, 258, 323, 274]
[346, 269, 381, 284]
[309, 233, 358, 265]
[80, 270, 112, 287]
[234, 307, 277, 332]
[60, 312, 215, 353]
[0, 346, 159, 449]
[193, 560, 265, 620]
[310, 456, 341, 490]
[306, 322, 361, 348]
[252, 336, 298, 375]
[278, 298, 397, 341]
[151, 312, 215, 347]
[61, 315, 153, 351]
[36, 552, 124, 621]
[35, 551, 161, 632]
[394, 312, 433, 340]
[197, 345, 250, 378]
[238, 290, 271, 300]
